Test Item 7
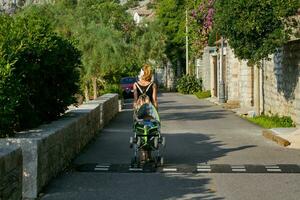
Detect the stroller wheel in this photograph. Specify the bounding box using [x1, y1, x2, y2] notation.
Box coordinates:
[131, 157, 138, 168]
[129, 137, 134, 148]
[161, 137, 166, 147]
[154, 137, 159, 149]
[160, 157, 164, 166]
[130, 137, 133, 144]
[136, 137, 141, 146]
[131, 157, 135, 168]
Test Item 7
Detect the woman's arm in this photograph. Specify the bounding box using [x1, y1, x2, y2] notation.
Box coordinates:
[152, 83, 158, 109]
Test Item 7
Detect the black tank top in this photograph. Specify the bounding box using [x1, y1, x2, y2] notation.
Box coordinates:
[136, 82, 154, 103]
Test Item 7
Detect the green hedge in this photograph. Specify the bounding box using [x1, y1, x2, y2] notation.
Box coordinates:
[176, 75, 202, 94]
[0, 7, 81, 137]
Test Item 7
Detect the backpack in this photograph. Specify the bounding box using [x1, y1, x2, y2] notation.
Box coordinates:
[135, 82, 153, 109]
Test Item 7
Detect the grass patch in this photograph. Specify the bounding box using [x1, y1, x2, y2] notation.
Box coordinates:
[195, 90, 211, 99]
[246, 115, 295, 128]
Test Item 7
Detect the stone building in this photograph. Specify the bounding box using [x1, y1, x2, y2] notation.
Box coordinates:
[196, 39, 300, 124]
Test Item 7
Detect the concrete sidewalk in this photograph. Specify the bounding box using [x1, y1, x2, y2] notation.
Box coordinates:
[263, 128, 300, 149]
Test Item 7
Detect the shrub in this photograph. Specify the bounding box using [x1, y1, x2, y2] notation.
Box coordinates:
[195, 90, 211, 99]
[100, 84, 123, 97]
[0, 7, 81, 137]
[247, 114, 295, 128]
[176, 75, 202, 94]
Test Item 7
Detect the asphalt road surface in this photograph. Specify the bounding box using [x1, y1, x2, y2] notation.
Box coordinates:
[41, 93, 300, 200]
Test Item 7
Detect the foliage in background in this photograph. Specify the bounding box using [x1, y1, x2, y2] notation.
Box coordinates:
[156, 0, 186, 72]
[134, 21, 167, 66]
[195, 90, 211, 99]
[49, 0, 166, 100]
[214, 0, 300, 64]
[0, 7, 80, 137]
[99, 84, 123, 97]
[247, 115, 295, 128]
[189, 0, 215, 56]
[176, 75, 202, 94]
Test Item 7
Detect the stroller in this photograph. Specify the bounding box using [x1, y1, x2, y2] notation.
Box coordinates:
[130, 102, 165, 168]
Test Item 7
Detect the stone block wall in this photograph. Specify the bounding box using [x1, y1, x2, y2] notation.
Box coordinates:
[197, 47, 212, 91]
[0, 146, 22, 200]
[155, 64, 175, 91]
[0, 93, 119, 199]
[226, 46, 240, 101]
[226, 46, 253, 108]
[264, 40, 300, 124]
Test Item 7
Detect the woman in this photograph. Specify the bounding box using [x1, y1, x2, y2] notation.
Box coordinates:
[133, 64, 158, 109]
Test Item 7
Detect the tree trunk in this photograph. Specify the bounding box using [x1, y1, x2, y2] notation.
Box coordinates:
[92, 77, 97, 100]
[84, 85, 89, 102]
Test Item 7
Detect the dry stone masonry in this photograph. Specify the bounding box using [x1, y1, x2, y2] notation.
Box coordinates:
[0, 93, 119, 199]
[0, 146, 22, 200]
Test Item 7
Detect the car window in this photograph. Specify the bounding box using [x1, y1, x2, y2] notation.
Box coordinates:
[120, 77, 136, 84]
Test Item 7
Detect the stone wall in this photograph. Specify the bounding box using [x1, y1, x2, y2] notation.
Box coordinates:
[155, 63, 176, 91]
[263, 40, 300, 124]
[225, 46, 254, 108]
[0, 146, 22, 200]
[0, 93, 119, 199]
[226, 47, 240, 101]
[196, 47, 212, 91]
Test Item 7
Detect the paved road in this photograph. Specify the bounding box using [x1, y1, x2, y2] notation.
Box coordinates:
[41, 93, 300, 200]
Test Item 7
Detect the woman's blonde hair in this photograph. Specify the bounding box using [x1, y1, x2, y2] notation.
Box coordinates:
[141, 64, 152, 82]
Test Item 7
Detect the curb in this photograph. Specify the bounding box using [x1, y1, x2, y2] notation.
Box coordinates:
[262, 129, 291, 147]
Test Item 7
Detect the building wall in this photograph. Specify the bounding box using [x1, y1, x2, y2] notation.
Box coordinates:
[226, 47, 240, 101]
[197, 47, 212, 91]
[199, 40, 300, 125]
[263, 40, 300, 124]
[226, 46, 254, 108]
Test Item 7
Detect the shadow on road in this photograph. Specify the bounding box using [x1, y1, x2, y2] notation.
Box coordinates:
[164, 132, 256, 164]
[41, 172, 225, 200]
[160, 110, 229, 121]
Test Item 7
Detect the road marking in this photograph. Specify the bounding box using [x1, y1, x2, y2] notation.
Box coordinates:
[265, 165, 282, 172]
[197, 165, 211, 172]
[96, 165, 110, 168]
[231, 165, 246, 172]
[265, 165, 279, 168]
[197, 168, 212, 172]
[197, 165, 211, 168]
[76, 164, 300, 173]
[95, 168, 109, 171]
[162, 168, 177, 172]
[129, 168, 143, 171]
[266, 168, 282, 172]
[232, 168, 246, 172]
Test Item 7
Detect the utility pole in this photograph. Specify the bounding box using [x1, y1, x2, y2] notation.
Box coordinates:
[219, 36, 225, 103]
[185, 9, 189, 75]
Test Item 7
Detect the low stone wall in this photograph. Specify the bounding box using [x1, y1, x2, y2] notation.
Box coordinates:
[0, 146, 22, 200]
[0, 93, 118, 199]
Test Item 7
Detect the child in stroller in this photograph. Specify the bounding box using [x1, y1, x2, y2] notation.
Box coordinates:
[130, 102, 165, 167]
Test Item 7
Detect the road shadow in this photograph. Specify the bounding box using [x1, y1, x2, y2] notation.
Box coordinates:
[160, 109, 229, 121]
[163, 132, 256, 164]
[41, 172, 224, 200]
[159, 104, 213, 111]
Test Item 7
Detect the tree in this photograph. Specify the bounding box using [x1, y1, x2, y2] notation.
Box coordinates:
[156, 0, 187, 71]
[214, 0, 299, 64]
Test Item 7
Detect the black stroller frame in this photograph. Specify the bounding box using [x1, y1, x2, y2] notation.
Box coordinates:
[130, 104, 165, 168]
